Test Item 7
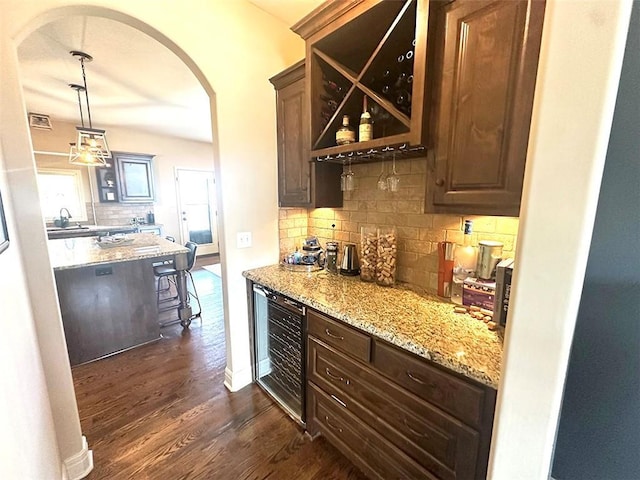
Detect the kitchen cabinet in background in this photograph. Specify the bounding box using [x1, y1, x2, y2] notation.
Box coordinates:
[425, 0, 546, 217]
[270, 61, 342, 208]
[95, 162, 119, 203]
[113, 151, 156, 203]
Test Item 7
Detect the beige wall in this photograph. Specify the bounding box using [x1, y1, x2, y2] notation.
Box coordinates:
[1, 0, 302, 477]
[279, 157, 519, 295]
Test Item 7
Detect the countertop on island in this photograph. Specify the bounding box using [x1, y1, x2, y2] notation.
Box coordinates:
[243, 265, 503, 388]
[49, 233, 188, 271]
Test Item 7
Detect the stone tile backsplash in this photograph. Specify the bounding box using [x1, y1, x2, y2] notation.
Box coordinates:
[279, 157, 519, 295]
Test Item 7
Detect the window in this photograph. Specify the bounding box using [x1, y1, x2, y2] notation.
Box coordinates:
[36, 168, 88, 222]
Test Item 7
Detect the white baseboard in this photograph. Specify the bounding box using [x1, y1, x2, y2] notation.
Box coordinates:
[63, 435, 93, 480]
[224, 366, 253, 392]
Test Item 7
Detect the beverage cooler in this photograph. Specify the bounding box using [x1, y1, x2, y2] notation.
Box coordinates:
[252, 284, 306, 426]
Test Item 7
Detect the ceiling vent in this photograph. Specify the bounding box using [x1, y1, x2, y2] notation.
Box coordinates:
[28, 113, 52, 130]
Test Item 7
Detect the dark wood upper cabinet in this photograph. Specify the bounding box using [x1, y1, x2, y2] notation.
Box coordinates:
[292, 0, 435, 163]
[270, 61, 342, 208]
[425, 0, 546, 216]
[113, 152, 155, 203]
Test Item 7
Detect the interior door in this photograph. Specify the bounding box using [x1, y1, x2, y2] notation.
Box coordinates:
[176, 169, 219, 255]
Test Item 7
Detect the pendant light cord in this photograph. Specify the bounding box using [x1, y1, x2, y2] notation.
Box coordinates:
[75, 86, 85, 128]
[80, 57, 93, 129]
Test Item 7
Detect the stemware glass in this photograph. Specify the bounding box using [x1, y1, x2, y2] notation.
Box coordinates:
[345, 158, 355, 191]
[377, 161, 388, 190]
[387, 153, 400, 192]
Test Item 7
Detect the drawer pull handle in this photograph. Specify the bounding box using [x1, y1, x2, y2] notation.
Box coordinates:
[325, 328, 344, 340]
[324, 416, 343, 433]
[330, 394, 347, 408]
[404, 418, 429, 438]
[407, 371, 437, 389]
[325, 367, 350, 385]
[407, 371, 425, 384]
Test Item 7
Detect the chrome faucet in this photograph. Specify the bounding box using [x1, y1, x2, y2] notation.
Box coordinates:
[59, 207, 72, 220]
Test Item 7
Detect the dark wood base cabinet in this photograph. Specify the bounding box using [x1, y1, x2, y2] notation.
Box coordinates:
[306, 309, 496, 480]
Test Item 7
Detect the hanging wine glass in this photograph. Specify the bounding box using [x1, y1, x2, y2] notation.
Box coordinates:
[340, 162, 348, 191]
[387, 153, 400, 192]
[377, 161, 388, 190]
[345, 158, 355, 191]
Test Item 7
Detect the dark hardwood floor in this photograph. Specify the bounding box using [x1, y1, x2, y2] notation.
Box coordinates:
[73, 267, 366, 480]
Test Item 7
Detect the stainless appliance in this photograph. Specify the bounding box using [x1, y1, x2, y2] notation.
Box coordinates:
[252, 284, 306, 425]
[476, 241, 503, 280]
[340, 243, 360, 275]
[325, 241, 339, 273]
[494, 258, 514, 326]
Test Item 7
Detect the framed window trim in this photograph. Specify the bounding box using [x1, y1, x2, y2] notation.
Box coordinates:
[36, 168, 89, 222]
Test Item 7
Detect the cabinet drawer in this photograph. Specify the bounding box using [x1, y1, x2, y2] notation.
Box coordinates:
[373, 341, 486, 428]
[307, 309, 371, 362]
[309, 337, 479, 479]
[308, 383, 437, 480]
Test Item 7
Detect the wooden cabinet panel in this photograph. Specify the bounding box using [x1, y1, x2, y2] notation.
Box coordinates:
[426, 0, 545, 216]
[373, 340, 486, 429]
[55, 258, 160, 365]
[307, 309, 371, 362]
[270, 62, 342, 208]
[113, 152, 155, 203]
[309, 337, 480, 480]
[308, 383, 438, 480]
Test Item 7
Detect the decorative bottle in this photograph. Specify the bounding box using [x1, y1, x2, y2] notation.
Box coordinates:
[336, 115, 355, 145]
[359, 96, 372, 142]
[451, 219, 477, 304]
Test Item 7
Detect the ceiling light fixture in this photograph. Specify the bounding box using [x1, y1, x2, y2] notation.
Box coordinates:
[68, 50, 111, 167]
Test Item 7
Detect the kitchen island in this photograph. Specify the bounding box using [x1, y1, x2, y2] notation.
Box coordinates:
[243, 264, 503, 388]
[49, 233, 191, 365]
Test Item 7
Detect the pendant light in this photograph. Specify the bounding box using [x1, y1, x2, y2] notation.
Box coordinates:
[68, 51, 111, 167]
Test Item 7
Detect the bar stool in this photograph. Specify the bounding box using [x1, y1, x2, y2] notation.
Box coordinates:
[154, 241, 202, 321]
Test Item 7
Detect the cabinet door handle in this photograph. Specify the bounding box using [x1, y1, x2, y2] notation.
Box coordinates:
[324, 416, 343, 433]
[325, 367, 350, 385]
[403, 418, 429, 439]
[325, 328, 344, 340]
[435, 178, 445, 187]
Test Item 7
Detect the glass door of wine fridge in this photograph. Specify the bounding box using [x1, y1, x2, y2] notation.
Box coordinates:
[252, 284, 306, 426]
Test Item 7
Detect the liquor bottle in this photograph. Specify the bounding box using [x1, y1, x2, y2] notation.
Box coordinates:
[359, 96, 373, 142]
[336, 115, 355, 145]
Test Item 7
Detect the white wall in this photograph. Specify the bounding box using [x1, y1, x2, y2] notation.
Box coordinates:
[1, 0, 303, 477]
[0, 146, 63, 480]
[489, 1, 633, 478]
[31, 118, 215, 239]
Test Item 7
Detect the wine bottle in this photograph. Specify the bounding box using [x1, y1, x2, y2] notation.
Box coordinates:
[336, 115, 356, 145]
[359, 96, 373, 142]
[323, 79, 343, 96]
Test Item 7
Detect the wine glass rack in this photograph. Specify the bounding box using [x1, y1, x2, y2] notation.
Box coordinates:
[295, 0, 434, 164]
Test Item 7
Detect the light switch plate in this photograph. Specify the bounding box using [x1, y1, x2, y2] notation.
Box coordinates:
[237, 231, 252, 249]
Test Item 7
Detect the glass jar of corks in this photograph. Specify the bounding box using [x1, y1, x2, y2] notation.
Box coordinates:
[359, 225, 397, 286]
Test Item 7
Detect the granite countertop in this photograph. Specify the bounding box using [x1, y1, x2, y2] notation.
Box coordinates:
[243, 265, 503, 388]
[49, 233, 188, 271]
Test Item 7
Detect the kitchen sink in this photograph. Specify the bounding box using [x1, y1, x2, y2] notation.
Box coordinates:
[47, 226, 90, 231]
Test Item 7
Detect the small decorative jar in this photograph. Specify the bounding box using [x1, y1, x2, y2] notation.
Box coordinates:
[376, 227, 397, 286]
[360, 226, 377, 282]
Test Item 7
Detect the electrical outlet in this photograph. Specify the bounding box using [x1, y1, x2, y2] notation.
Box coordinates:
[237, 231, 252, 249]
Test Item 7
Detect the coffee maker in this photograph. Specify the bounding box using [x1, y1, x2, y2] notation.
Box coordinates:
[301, 236, 325, 267]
